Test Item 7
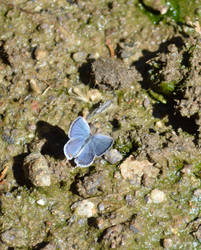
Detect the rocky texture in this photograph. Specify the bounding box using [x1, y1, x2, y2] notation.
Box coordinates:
[23, 152, 51, 187]
[91, 57, 136, 90]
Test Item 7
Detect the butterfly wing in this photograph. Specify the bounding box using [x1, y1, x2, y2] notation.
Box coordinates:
[63, 137, 86, 160]
[74, 139, 95, 167]
[68, 116, 90, 139]
[91, 134, 113, 157]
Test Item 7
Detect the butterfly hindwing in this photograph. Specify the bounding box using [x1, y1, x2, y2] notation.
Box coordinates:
[91, 134, 113, 157]
[63, 137, 86, 160]
[74, 139, 96, 167]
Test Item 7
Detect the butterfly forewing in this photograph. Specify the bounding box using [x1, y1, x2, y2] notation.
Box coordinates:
[92, 134, 113, 157]
[68, 116, 90, 139]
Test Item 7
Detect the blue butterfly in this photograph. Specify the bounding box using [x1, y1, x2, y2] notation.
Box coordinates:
[64, 116, 113, 167]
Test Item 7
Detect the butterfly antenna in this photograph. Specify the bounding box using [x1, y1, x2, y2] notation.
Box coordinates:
[86, 100, 112, 120]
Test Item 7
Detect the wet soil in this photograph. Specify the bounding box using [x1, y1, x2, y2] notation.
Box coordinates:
[0, 0, 201, 249]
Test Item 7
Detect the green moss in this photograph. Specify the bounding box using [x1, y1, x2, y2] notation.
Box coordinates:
[158, 81, 175, 95]
[115, 137, 133, 156]
[139, 0, 200, 24]
[148, 89, 167, 103]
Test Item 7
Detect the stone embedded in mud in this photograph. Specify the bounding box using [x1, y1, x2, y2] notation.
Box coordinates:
[71, 199, 97, 217]
[23, 152, 51, 187]
[104, 149, 123, 164]
[149, 189, 166, 203]
[75, 171, 112, 198]
[162, 238, 173, 248]
[36, 198, 47, 206]
[34, 48, 48, 60]
[29, 79, 42, 94]
[91, 57, 135, 90]
[98, 203, 105, 212]
[101, 224, 128, 249]
[88, 89, 102, 102]
[181, 164, 193, 175]
[119, 156, 159, 186]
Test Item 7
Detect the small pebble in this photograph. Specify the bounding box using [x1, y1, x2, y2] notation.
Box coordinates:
[143, 96, 150, 108]
[125, 194, 135, 206]
[163, 238, 173, 248]
[78, 219, 85, 225]
[88, 89, 102, 102]
[5, 192, 12, 197]
[34, 48, 48, 60]
[104, 149, 123, 164]
[181, 164, 192, 175]
[119, 156, 159, 187]
[17, 195, 21, 200]
[98, 203, 105, 212]
[71, 199, 96, 217]
[29, 79, 41, 94]
[155, 120, 163, 129]
[193, 189, 201, 197]
[150, 189, 166, 203]
[36, 199, 46, 206]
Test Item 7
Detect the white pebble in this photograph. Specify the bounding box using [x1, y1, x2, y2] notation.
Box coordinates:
[104, 149, 123, 164]
[71, 199, 96, 218]
[150, 189, 166, 203]
[36, 199, 46, 206]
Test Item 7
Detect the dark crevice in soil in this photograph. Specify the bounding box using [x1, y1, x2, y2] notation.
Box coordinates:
[32, 241, 49, 250]
[30, 46, 37, 60]
[153, 102, 199, 139]
[97, 228, 107, 243]
[36, 121, 68, 160]
[69, 174, 81, 196]
[111, 118, 121, 131]
[78, 59, 95, 87]
[88, 217, 98, 227]
[12, 153, 29, 186]
[139, 0, 162, 16]
[181, 50, 192, 68]
[132, 36, 185, 89]
[133, 36, 199, 139]
[0, 40, 11, 66]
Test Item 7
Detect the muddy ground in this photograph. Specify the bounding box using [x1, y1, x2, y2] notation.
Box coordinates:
[0, 0, 201, 249]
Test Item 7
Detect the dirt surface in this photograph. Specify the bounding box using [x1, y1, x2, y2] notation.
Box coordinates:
[0, 0, 201, 249]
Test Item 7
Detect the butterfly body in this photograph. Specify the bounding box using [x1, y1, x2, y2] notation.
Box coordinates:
[64, 117, 113, 167]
